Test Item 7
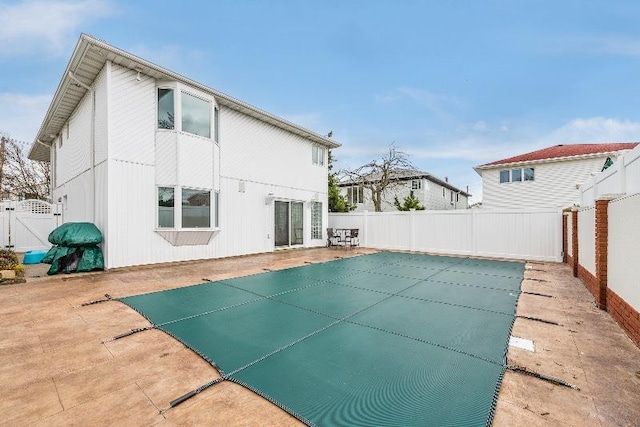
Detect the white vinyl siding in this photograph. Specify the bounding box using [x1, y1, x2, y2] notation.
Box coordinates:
[342, 178, 469, 212]
[481, 156, 611, 209]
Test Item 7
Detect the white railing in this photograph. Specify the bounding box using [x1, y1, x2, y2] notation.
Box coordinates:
[580, 144, 640, 207]
[329, 208, 563, 262]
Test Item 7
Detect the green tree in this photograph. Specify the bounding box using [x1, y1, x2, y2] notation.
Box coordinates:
[394, 190, 425, 211]
[327, 150, 353, 212]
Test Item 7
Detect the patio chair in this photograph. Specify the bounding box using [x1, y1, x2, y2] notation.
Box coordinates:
[345, 228, 359, 248]
[326, 228, 342, 248]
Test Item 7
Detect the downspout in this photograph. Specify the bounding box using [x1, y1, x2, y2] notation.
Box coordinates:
[68, 71, 96, 223]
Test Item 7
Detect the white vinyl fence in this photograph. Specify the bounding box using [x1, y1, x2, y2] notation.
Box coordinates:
[329, 208, 563, 262]
[0, 200, 62, 252]
[581, 143, 640, 207]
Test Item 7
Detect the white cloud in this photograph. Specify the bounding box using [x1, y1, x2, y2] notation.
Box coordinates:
[544, 117, 640, 144]
[0, 92, 51, 143]
[0, 0, 114, 58]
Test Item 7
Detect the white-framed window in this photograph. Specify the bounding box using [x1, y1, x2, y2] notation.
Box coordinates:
[411, 179, 421, 190]
[158, 187, 175, 228]
[311, 201, 322, 239]
[312, 145, 325, 166]
[182, 188, 211, 228]
[158, 186, 213, 229]
[524, 167, 535, 181]
[182, 91, 211, 138]
[214, 106, 219, 143]
[157, 88, 175, 130]
[500, 167, 535, 183]
[347, 186, 364, 204]
[214, 191, 220, 227]
[157, 86, 215, 139]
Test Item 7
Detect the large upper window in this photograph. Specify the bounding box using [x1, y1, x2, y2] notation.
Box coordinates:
[312, 145, 325, 166]
[158, 89, 175, 130]
[511, 169, 522, 182]
[411, 179, 421, 190]
[157, 87, 214, 139]
[499, 170, 510, 183]
[182, 92, 211, 138]
[182, 188, 211, 228]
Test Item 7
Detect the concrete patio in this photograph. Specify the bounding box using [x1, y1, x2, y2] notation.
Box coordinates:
[2, 248, 639, 426]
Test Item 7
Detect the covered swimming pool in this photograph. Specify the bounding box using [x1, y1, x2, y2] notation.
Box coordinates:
[119, 252, 524, 426]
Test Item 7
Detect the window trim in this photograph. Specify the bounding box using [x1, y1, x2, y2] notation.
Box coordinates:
[157, 83, 218, 141]
[499, 167, 535, 183]
[347, 186, 364, 204]
[524, 167, 535, 181]
[312, 145, 325, 166]
[181, 90, 212, 139]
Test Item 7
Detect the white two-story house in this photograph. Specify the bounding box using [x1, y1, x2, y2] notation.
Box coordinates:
[339, 170, 470, 212]
[28, 34, 339, 268]
[475, 143, 638, 209]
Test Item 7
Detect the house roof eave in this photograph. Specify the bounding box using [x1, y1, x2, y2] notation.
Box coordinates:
[29, 34, 340, 161]
[474, 150, 629, 172]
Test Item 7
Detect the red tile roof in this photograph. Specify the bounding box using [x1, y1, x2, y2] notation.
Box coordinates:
[480, 143, 639, 167]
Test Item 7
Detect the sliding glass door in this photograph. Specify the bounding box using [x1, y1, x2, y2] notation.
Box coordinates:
[274, 201, 303, 247]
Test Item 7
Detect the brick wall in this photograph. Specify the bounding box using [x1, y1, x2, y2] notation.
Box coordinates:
[594, 200, 609, 309]
[577, 264, 600, 305]
[565, 197, 640, 348]
[562, 214, 568, 263]
[608, 290, 640, 347]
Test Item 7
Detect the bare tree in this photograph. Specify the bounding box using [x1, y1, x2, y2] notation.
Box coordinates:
[341, 144, 416, 212]
[0, 133, 50, 200]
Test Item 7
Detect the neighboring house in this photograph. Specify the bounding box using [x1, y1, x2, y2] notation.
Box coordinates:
[339, 170, 471, 212]
[28, 34, 339, 269]
[474, 143, 639, 209]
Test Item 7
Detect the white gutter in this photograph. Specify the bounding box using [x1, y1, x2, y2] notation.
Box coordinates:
[68, 71, 96, 223]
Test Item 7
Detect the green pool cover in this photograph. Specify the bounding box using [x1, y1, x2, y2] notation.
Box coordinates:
[119, 252, 525, 426]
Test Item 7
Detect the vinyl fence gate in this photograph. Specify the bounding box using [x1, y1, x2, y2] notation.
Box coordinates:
[0, 200, 63, 252]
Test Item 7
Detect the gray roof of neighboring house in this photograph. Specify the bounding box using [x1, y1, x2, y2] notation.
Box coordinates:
[338, 169, 471, 196]
[29, 33, 340, 161]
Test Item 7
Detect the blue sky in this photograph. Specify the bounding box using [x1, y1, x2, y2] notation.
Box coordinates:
[2, 0, 640, 202]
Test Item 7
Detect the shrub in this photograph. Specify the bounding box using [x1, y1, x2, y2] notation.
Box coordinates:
[0, 249, 19, 270]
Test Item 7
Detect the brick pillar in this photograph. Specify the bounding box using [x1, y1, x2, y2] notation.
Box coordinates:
[595, 199, 610, 310]
[562, 214, 568, 263]
[571, 209, 579, 277]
